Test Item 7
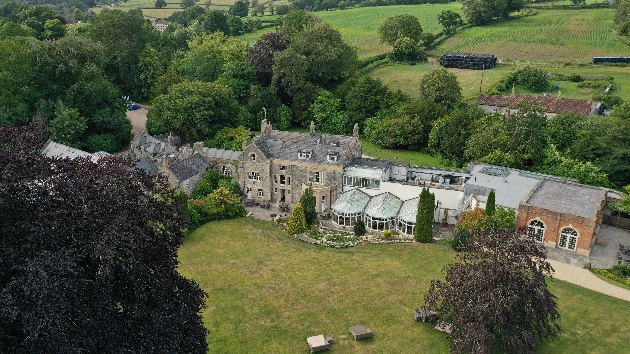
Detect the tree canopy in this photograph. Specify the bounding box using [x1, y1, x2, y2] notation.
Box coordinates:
[0, 125, 207, 353]
[424, 227, 560, 354]
[378, 14, 423, 45]
[418, 68, 462, 112]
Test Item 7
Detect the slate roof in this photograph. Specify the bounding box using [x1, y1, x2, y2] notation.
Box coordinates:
[332, 188, 371, 214]
[364, 192, 403, 219]
[168, 154, 210, 181]
[203, 147, 241, 160]
[523, 178, 607, 220]
[254, 130, 355, 164]
[398, 197, 420, 223]
[131, 132, 177, 156]
[478, 94, 597, 115]
[135, 157, 158, 176]
[40, 140, 108, 162]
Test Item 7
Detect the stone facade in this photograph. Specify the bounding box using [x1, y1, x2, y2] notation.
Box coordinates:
[240, 120, 361, 211]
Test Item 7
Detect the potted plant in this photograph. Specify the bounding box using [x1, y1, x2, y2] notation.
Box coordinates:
[442, 209, 449, 227]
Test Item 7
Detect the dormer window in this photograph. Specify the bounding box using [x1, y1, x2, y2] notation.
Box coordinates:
[250, 154, 256, 161]
[298, 149, 311, 159]
[327, 152, 339, 162]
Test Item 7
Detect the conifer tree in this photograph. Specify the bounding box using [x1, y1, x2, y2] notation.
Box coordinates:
[486, 189, 496, 216]
[415, 187, 435, 243]
[286, 202, 307, 235]
[300, 186, 318, 226]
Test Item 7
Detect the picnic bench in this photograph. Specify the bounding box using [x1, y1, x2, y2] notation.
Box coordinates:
[306, 335, 331, 353]
[349, 325, 373, 340]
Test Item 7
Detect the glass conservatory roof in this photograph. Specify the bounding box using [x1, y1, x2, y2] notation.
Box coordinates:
[398, 197, 420, 223]
[364, 192, 403, 219]
[331, 188, 371, 214]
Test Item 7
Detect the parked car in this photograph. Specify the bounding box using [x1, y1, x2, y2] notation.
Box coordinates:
[127, 103, 140, 111]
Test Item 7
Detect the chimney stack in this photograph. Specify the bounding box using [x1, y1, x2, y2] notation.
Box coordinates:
[309, 121, 315, 135]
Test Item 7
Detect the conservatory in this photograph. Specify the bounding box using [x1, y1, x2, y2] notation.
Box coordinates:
[364, 192, 403, 231]
[331, 188, 371, 227]
[397, 197, 419, 237]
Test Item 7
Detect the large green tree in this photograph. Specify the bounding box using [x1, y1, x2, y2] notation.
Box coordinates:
[418, 68, 462, 112]
[229, 0, 249, 17]
[49, 101, 87, 148]
[437, 10, 464, 35]
[0, 39, 36, 126]
[279, 9, 321, 39]
[245, 32, 290, 86]
[462, 0, 506, 26]
[415, 187, 434, 243]
[147, 81, 246, 141]
[299, 186, 318, 227]
[338, 76, 394, 132]
[378, 14, 423, 45]
[429, 103, 485, 167]
[310, 90, 348, 135]
[424, 227, 560, 354]
[0, 125, 208, 353]
[182, 32, 247, 83]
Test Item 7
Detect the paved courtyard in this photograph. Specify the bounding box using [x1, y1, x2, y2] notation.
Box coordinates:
[590, 224, 630, 269]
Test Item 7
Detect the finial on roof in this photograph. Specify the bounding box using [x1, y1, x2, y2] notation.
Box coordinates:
[353, 123, 359, 138]
[557, 91, 561, 99]
[309, 121, 315, 135]
[511, 84, 515, 96]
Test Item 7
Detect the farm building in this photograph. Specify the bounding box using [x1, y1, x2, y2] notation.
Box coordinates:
[477, 93, 603, 118]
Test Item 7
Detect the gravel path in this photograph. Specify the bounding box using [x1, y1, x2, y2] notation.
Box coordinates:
[126, 108, 148, 137]
[548, 260, 630, 302]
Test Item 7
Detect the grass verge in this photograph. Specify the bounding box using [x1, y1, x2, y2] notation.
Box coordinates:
[178, 218, 630, 353]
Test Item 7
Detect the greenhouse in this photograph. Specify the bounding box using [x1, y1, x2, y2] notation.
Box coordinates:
[363, 192, 403, 231]
[397, 197, 419, 237]
[331, 188, 371, 227]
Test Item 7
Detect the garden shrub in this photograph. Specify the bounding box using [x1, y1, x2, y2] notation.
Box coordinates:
[286, 202, 307, 235]
[452, 228, 471, 251]
[383, 229, 393, 239]
[568, 73, 583, 82]
[354, 219, 366, 236]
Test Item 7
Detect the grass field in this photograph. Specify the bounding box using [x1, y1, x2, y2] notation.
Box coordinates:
[370, 62, 630, 102]
[361, 140, 445, 168]
[432, 9, 628, 61]
[178, 218, 630, 353]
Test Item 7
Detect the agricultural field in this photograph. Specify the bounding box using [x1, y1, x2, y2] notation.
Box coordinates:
[178, 218, 630, 353]
[432, 9, 628, 61]
[371, 62, 630, 102]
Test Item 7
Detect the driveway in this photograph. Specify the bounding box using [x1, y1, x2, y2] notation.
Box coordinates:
[126, 107, 148, 137]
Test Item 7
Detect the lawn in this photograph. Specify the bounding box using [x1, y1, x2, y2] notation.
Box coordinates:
[361, 140, 445, 168]
[370, 62, 630, 102]
[178, 218, 630, 353]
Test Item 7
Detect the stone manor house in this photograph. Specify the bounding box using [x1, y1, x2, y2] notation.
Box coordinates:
[43, 120, 620, 257]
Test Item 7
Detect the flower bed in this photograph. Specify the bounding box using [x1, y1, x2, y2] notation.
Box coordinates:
[591, 265, 630, 287]
[292, 226, 414, 248]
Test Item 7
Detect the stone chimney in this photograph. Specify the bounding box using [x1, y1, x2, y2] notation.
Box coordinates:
[353, 123, 359, 138]
[309, 121, 315, 135]
[193, 141, 204, 153]
[167, 132, 173, 146]
[260, 119, 271, 136]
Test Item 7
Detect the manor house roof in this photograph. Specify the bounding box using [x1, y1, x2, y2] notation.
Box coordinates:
[254, 130, 354, 164]
[168, 154, 209, 181]
[478, 94, 597, 115]
[41, 140, 108, 163]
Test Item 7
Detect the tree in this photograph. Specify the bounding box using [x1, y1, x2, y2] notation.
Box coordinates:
[378, 14, 423, 45]
[415, 187, 434, 243]
[137, 44, 163, 101]
[279, 9, 321, 39]
[193, 169, 221, 199]
[49, 102, 87, 148]
[419, 68, 462, 112]
[155, 0, 167, 8]
[485, 189, 496, 216]
[424, 227, 560, 354]
[246, 32, 290, 86]
[289, 23, 358, 87]
[147, 81, 247, 141]
[462, 0, 506, 26]
[429, 103, 485, 167]
[276, 4, 290, 15]
[197, 10, 230, 34]
[275, 104, 293, 130]
[255, 3, 265, 16]
[286, 202, 308, 235]
[391, 37, 426, 63]
[535, 145, 610, 187]
[437, 10, 464, 35]
[42, 19, 65, 40]
[300, 186, 318, 227]
[339, 76, 394, 131]
[310, 90, 348, 135]
[181, 0, 196, 8]
[0, 125, 208, 353]
[229, 0, 249, 17]
[0, 39, 37, 127]
[215, 61, 258, 104]
[205, 125, 251, 151]
[516, 67, 550, 92]
[545, 113, 583, 153]
[182, 32, 247, 82]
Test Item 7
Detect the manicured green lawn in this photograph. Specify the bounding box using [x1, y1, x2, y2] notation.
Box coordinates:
[178, 218, 630, 353]
[361, 140, 445, 168]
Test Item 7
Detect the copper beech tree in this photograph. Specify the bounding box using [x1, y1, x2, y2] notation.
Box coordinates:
[423, 227, 560, 354]
[0, 125, 207, 353]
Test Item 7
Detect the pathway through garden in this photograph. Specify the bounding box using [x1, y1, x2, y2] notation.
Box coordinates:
[548, 260, 630, 302]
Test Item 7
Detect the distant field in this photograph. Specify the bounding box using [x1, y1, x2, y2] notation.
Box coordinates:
[432, 9, 628, 61]
[371, 62, 630, 102]
[178, 218, 630, 354]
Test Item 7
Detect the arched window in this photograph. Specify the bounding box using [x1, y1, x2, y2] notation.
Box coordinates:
[558, 228, 578, 251]
[527, 220, 545, 243]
